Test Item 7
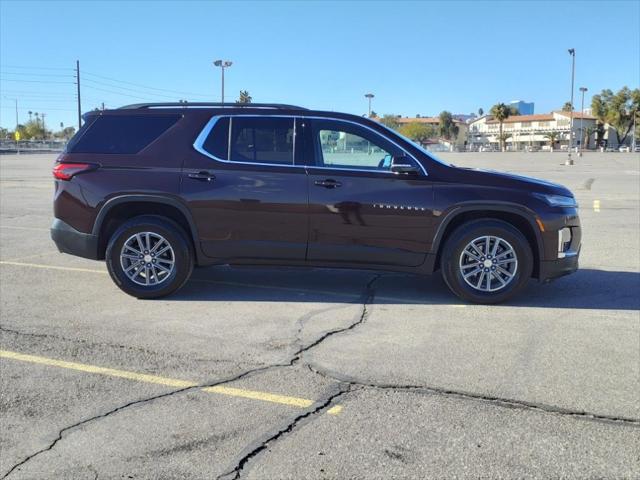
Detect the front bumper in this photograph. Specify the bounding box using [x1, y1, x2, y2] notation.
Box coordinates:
[51, 218, 99, 260]
[539, 250, 579, 282]
[537, 210, 581, 282]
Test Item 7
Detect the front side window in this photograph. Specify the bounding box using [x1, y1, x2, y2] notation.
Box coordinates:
[313, 120, 400, 171]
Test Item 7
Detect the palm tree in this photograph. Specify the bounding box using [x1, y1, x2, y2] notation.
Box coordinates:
[582, 126, 595, 150]
[544, 131, 560, 152]
[497, 132, 512, 150]
[490, 103, 511, 152]
[28, 111, 33, 121]
[236, 90, 252, 104]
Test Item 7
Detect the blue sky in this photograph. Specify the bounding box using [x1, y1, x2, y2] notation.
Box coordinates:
[1, 0, 639, 130]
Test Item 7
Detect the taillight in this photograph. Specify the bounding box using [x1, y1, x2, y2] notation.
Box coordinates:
[52, 163, 98, 180]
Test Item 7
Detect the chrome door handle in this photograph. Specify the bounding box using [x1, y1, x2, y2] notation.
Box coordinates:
[314, 179, 342, 188]
[188, 171, 216, 182]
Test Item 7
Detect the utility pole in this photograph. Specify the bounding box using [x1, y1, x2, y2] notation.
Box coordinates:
[579, 86, 587, 156]
[566, 48, 576, 166]
[76, 60, 82, 130]
[365, 93, 374, 117]
[41, 113, 46, 140]
[213, 60, 232, 104]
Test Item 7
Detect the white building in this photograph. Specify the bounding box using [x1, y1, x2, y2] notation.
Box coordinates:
[467, 111, 607, 151]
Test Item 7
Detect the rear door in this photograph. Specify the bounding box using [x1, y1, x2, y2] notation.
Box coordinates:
[306, 118, 435, 267]
[182, 115, 309, 262]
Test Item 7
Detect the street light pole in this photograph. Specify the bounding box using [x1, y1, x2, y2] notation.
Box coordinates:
[566, 48, 576, 166]
[364, 93, 374, 117]
[213, 60, 233, 104]
[579, 87, 587, 156]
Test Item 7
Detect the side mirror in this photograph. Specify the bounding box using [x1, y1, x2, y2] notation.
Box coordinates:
[391, 160, 419, 174]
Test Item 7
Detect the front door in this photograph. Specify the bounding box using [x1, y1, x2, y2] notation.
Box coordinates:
[182, 115, 308, 262]
[306, 118, 435, 267]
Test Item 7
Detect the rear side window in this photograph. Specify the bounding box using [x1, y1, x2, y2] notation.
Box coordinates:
[199, 116, 295, 165]
[230, 117, 294, 165]
[68, 114, 180, 154]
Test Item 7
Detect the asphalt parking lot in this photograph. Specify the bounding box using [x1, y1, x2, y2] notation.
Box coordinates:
[1, 151, 639, 479]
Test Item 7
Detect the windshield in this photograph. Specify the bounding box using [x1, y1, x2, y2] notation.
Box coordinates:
[375, 122, 452, 166]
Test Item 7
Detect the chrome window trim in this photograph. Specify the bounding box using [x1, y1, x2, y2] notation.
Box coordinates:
[305, 116, 428, 176]
[192, 114, 428, 176]
[193, 115, 303, 169]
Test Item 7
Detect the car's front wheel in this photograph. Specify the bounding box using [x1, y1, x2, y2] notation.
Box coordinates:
[105, 215, 193, 299]
[440, 219, 533, 304]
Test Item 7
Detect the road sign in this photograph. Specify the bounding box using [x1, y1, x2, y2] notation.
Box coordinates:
[14, 131, 21, 141]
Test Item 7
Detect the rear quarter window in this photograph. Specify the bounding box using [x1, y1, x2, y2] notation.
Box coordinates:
[67, 114, 180, 154]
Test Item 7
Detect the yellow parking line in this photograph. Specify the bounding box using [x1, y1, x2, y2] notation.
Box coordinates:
[0, 350, 195, 388]
[0, 225, 50, 231]
[0, 350, 342, 414]
[593, 199, 601, 212]
[2, 251, 61, 263]
[0, 261, 106, 274]
[203, 385, 314, 408]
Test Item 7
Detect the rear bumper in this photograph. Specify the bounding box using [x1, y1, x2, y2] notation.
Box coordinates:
[51, 218, 99, 260]
[539, 251, 579, 282]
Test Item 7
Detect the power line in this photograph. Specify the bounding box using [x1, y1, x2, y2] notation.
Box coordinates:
[82, 78, 179, 99]
[1, 78, 74, 85]
[83, 70, 210, 97]
[82, 84, 157, 101]
[2, 65, 73, 71]
[1, 71, 75, 78]
[0, 105, 76, 112]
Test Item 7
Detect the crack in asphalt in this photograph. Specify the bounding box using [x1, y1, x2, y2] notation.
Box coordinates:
[217, 385, 351, 480]
[215, 273, 381, 479]
[1, 274, 381, 479]
[0, 325, 248, 366]
[0, 362, 287, 479]
[306, 362, 640, 427]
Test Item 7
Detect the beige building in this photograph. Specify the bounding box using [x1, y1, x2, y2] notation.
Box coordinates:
[468, 111, 600, 151]
[393, 116, 469, 149]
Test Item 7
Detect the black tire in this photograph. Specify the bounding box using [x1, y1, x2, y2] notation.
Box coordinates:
[105, 215, 193, 299]
[440, 219, 533, 304]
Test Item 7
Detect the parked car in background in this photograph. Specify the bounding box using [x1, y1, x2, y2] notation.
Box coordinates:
[634, 145, 640, 152]
[605, 146, 617, 152]
[618, 145, 630, 153]
[51, 102, 581, 304]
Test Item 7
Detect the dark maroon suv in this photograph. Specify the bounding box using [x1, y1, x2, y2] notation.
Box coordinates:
[51, 103, 581, 303]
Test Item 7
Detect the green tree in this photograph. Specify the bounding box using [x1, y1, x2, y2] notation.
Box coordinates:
[53, 126, 76, 140]
[562, 101, 573, 112]
[490, 103, 512, 152]
[379, 114, 400, 130]
[369, 110, 378, 118]
[591, 86, 640, 145]
[497, 132, 511, 150]
[544, 131, 560, 151]
[581, 126, 596, 149]
[236, 90, 252, 104]
[438, 111, 459, 141]
[398, 122, 436, 143]
[478, 108, 484, 116]
[0, 127, 9, 140]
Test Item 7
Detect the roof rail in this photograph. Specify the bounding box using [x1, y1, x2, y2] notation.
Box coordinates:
[118, 102, 308, 110]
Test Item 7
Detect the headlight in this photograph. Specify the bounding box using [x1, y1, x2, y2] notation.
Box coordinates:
[533, 193, 578, 208]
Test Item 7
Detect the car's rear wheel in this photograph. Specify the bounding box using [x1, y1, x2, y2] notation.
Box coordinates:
[106, 215, 193, 299]
[441, 219, 533, 304]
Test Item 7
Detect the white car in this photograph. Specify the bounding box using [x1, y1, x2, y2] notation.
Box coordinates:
[618, 145, 630, 153]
